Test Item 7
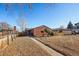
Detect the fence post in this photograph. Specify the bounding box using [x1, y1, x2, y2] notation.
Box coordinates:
[11, 35, 13, 42]
[1, 40, 3, 49]
[14, 34, 16, 39]
[7, 36, 9, 45]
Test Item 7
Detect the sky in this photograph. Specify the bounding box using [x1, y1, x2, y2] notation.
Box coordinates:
[0, 3, 79, 29]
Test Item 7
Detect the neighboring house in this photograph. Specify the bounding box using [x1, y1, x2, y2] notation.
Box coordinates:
[0, 22, 16, 36]
[74, 23, 79, 29]
[70, 23, 79, 34]
[0, 22, 9, 35]
[25, 25, 53, 37]
[53, 28, 72, 35]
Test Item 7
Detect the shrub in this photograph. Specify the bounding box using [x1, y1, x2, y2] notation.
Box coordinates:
[44, 29, 54, 36]
[50, 32, 54, 36]
[59, 29, 63, 33]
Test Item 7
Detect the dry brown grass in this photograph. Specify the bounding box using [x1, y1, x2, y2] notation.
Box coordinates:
[35, 35, 79, 56]
[54, 32, 64, 36]
[0, 37, 50, 56]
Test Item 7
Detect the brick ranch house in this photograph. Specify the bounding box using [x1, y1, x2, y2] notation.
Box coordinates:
[25, 25, 53, 37]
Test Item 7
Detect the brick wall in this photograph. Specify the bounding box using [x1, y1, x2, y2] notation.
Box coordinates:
[33, 26, 48, 37]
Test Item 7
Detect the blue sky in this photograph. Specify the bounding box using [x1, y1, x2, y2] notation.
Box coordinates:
[0, 3, 79, 29]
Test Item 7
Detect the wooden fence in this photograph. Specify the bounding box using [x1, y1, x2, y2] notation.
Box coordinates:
[0, 34, 16, 50]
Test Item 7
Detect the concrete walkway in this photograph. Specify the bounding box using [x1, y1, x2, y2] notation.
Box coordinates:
[30, 37, 63, 56]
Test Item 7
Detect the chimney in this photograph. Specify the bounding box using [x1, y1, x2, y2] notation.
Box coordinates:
[13, 26, 16, 33]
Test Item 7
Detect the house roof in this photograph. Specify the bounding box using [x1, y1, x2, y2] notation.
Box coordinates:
[26, 25, 53, 31]
[75, 22, 79, 25]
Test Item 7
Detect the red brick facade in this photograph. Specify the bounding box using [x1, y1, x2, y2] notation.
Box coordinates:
[33, 26, 48, 36]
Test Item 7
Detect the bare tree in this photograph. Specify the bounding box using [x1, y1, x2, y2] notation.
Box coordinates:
[17, 18, 27, 32]
[17, 4, 27, 32]
[60, 25, 64, 29]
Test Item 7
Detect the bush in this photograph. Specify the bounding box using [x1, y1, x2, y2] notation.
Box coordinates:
[18, 32, 26, 36]
[59, 29, 63, 33]
[50, 32, 54, 36]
